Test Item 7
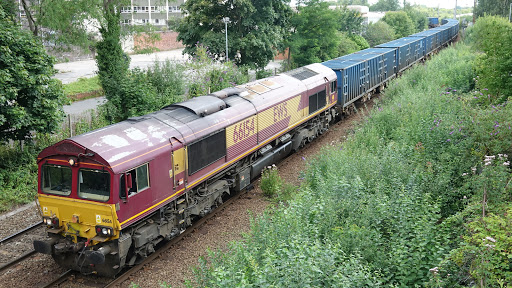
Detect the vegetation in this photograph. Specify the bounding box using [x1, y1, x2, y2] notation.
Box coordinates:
[287, 0, 366, 68]
[382, 11, 415, 37]
[187, 44, 249, 98]
[363, 21, 397, 47]
[177, 0, 292, 69]
[370, 0, 400, 11]
[469, 16, 512, 103]
[0, 7, 66, 142]
[474, 0, 512, 19]
[288, 0, 341, 68]
[184, 18, 512, 287]
[62, 76, 103, 99]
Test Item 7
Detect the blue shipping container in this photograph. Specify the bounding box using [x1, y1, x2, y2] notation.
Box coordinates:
[410, 29, 442, 55]
[354, 48, 397, 84]
[376, 37, 425, 73]
[321, 59, 366, 108]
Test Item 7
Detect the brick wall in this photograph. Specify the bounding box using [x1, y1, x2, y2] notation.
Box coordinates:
[134, 31, 185, 51]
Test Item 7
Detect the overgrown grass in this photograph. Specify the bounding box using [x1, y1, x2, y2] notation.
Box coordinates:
[185, 42, 512, 287]
[62, 76, 103, 100]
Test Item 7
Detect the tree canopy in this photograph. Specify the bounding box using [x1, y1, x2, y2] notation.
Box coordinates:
[474, 0, 512, 18]
[369, 0, 400, 11]
[0, 7, 66, 142]
[177, 0, 293, 69]
[363, 20, 397, 47]
[287, 0, 341, 67]
[382, 11, 415, 37]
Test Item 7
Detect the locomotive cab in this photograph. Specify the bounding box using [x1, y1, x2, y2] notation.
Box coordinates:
[34, 141, 124, 277]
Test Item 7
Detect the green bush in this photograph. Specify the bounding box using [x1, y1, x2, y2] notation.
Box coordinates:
[187, 44, 249, 98]
[186, 42, 488, 287]
[260, 165, 282, 198]
[471, 16, 512, 103]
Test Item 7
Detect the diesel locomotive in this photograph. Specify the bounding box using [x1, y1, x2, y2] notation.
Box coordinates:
[33, 19, 459, 277]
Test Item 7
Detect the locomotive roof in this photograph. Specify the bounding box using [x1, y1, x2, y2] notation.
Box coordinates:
[40, 63, 335, 173]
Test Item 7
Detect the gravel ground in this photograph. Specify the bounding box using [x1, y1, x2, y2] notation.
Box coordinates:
[0, 98, 373, 288]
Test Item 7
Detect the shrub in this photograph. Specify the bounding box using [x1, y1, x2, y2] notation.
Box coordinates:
[260, 165, 282, 198]
[186, 44, 249, 98]
[471, 16, 512, 103]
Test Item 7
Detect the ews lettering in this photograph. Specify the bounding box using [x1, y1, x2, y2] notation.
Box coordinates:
[273, 102, 288, 123]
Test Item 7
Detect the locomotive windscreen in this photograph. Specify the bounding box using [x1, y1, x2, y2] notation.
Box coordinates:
[188, 130, 227, 175]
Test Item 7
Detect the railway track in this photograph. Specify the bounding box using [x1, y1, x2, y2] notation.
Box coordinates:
[0, 222, 43, 274]
[37, 188, 249, 287]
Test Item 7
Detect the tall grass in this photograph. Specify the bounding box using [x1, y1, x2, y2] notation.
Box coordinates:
[186, 42, 511, 287]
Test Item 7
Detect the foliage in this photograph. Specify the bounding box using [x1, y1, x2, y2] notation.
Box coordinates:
[177, 0, 292, 69]
[370, 0, 400, 11]
[0, 8, 66, 142]
[363, 20, 397, 47]
[186, 44, 249, 98]
[0, 0, 16, 20]
[62, 77, 102, 98]
[337, 32, 363, 56]
[101, 60, 186, 121]
[348, 33, 370, 50]
[382, 11, 415, 38]
[474, 0, 512, 19]
[95, 5, 131, 122]
[404, 5, 429, 32]
[19, 0, 100, 49]
[337, 5, 365, 34]
[187, 40, 499, 287]
[288, 0, 341, 67]
[470, 16, 512, 103]
[260, 165, 282, 198]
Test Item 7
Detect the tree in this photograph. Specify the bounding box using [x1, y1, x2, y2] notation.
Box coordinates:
[363, 20, 397, 46]
[404, 5, 428, 32]
[369, 0, 400, 11]
[0, 7, 66, 142]
[337, 32, 363, 56]
[382, 11, 415, 37]
[0, 0, 17, 21]
[471, 16, 512, 103]
[177, 0, 292, 69]
[474, 0, 512, 18]
[19, 0, 98, 49]
[288, 0, 341, 67]
[95, 1, 130, 122]
[337, 6, 365, 34]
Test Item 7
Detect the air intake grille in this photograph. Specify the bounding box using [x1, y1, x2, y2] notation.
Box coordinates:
[286, 67, 318, 80]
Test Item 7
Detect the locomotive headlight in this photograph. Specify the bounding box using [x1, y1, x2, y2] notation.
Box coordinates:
[43, 216, 60, 228]
[95, 225, 114, 237]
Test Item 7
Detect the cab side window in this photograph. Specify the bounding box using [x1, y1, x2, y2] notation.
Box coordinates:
[120, 163, 150, 199]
